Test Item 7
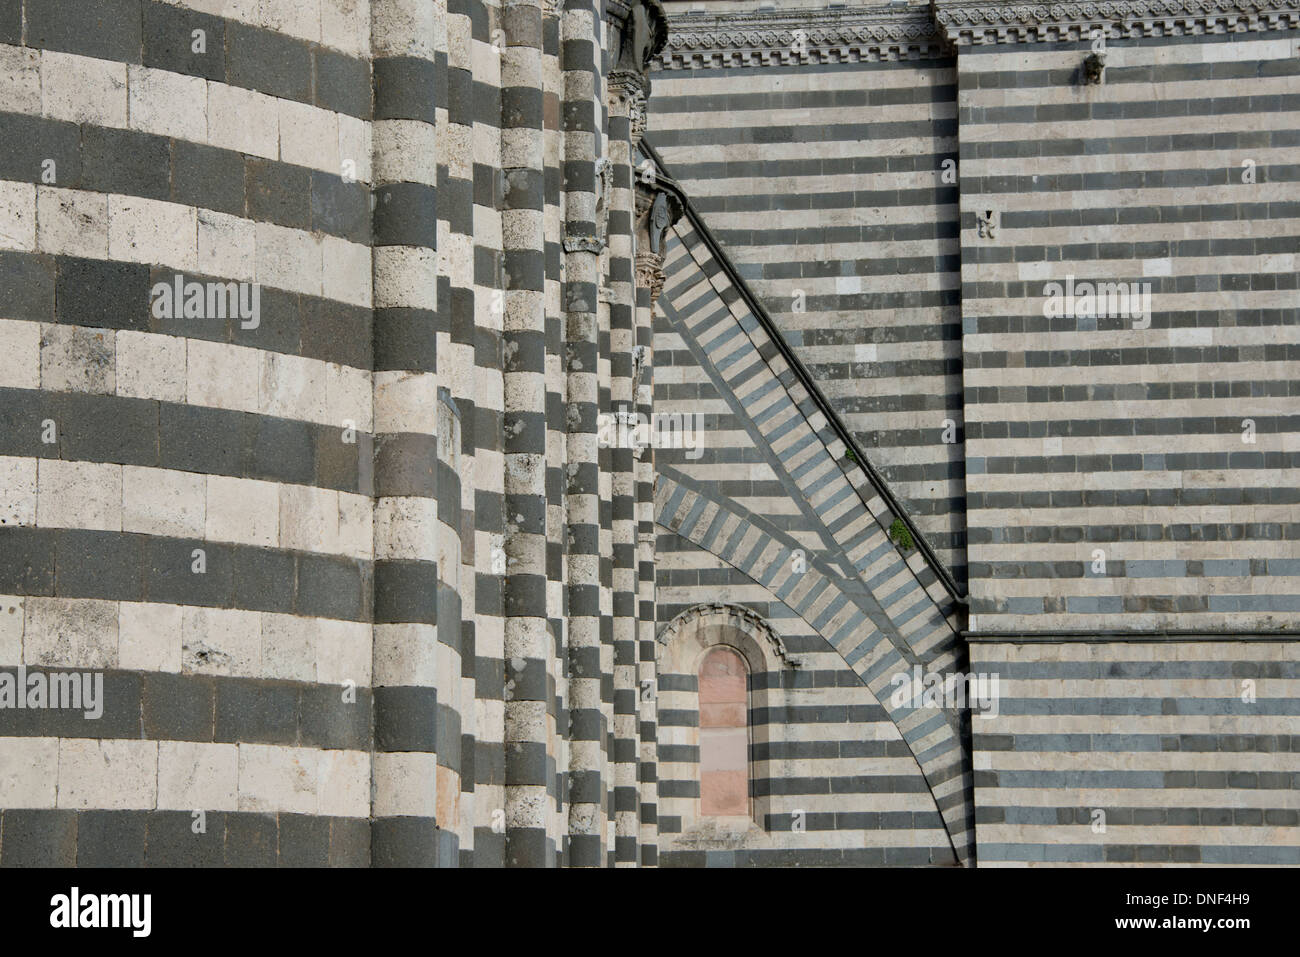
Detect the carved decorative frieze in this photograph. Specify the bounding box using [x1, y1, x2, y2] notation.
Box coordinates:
[657, 7, 946, 69]
[654, 0, 1299, 66]
[932, 0, 1300, 46]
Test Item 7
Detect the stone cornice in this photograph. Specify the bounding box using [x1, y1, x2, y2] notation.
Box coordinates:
[931, 0, 1299, 46]
[655, 6, 947, 69]
[653, 0, 1299, 65]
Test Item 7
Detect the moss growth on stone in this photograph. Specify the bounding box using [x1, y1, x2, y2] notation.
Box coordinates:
[889, 518, 914, 551]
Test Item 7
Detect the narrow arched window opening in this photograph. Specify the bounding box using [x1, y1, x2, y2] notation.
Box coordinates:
[698, 645, 750, 817]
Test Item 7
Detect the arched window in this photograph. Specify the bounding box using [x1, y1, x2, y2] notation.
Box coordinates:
[657, 603, 792, 841]
[698, 645, 749, 817]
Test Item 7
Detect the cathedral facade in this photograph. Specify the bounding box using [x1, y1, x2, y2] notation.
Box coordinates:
[0, 0, 1296, 867]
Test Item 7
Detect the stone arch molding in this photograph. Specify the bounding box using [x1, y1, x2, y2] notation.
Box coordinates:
[656, 602, 797, 672]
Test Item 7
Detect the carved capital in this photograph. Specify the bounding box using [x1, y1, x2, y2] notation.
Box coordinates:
[606, 0, 667, 141]
[635, 251, 666, 308]
[608, 69, 648, 144]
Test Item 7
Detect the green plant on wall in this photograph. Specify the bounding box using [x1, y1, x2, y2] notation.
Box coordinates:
[889, 518, 914, 551]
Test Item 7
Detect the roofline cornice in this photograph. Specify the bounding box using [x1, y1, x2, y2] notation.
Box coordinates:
[655, 6, 947, 68]
[933, 0, 1300, 47]
[652, 0, 1300, 67]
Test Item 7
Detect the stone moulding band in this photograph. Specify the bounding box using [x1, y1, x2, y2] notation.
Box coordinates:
[653, 0, 1300, 67]
[964, 629, 1300, 641]
[656, 8, 947, 68]
[934, 0, 1300, 45]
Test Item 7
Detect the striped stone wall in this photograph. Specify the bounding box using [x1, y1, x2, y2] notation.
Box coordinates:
[653, 589, 957, 866]
[2, 0, 1297, 870]
[651, 214, 975, 864]
[970, 638, 1300, 866]
[0, 0, 677, 868]
[649, 2, 969, 588]
[949, 17, 1300, 633]
[938, 0, 1300, 868]
[0, 0, 376, 866]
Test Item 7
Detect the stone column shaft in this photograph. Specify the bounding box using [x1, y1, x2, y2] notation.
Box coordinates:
[633, 246, 662, 867]
[370, 0, 445, 866]
[500, 0, 556, 867]
[606, 68, 644, 869]
[560, 0, 609, 866]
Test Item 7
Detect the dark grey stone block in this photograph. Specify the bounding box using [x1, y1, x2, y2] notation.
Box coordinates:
[296, 554, 363, 621]
[0, 0, 18, 43]
[0, 251, 55, 323]
[299, 683, 371, 751]
[56, 257, 152, 332]
[278, 813, 329, 867]
[310, 172, 369, 243]
[314, 48, 370, 119]
[77, 810, 148, 867]
[224, 812, 278, 867]
[54, 391, 158, 465]
[504, 826, 551, 868]
[145, 810, 226, 867]
[373, 56, 438, 123]
[314, 425, 370, 495]
[373, 182, 437, 247]
[373, 307, 436, 373]
[172, 139, 245, 216]
[215, 679, 299, 745]
[141, 672, 215, 742]
[0, 527, 55, 595]
[232, 283, 302, 356]
[248, 415, 316, 487]
[82, 126, 171, 200]
[225, 21, 312, 102]
[373, 559, 439, 625]
[231, 546, 296, 614]
[159, 403, 251, 478]
[246, 157, 311, 230]
[503, 740, 547, 788]
[55, 529, 145, 601]
[373, 432, 437, 497]
[26, 0, 143, 62]
[328, 816, 370, 867]
[301, 298, 372, 370]
[143, 0, 225, 81]
[143, 536, 233, 607]
[7, 112, 79, 191]
[0, 809, 77, 866]
[373, 685, 437, 752]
